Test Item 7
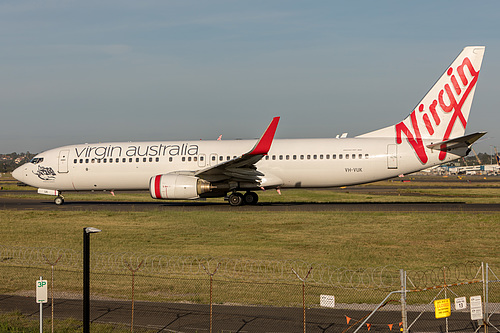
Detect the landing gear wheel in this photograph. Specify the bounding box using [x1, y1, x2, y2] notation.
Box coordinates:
[54, 196, 65, 205]
[243, 191, 259, 205]
[228, 192, 244, 206]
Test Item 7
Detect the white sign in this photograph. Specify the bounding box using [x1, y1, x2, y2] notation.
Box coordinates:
[320, 294, 335, 308]
[470, 295, 483, 320]
[36, 280, 48, 304]
[455, 296, 467, 310]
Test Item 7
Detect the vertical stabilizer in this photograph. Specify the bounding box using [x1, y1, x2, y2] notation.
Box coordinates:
[358, 46, 485, 164]
[358, 46, 485, 141]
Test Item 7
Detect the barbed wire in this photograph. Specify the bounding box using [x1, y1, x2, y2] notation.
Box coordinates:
[406, 261, 482, 288]
[0, 244, 483, 289]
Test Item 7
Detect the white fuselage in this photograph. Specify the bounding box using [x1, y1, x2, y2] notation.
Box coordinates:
[13, 137, 465, 193]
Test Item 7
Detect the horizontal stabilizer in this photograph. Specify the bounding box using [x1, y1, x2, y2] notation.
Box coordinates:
[426, 132, 486, 151]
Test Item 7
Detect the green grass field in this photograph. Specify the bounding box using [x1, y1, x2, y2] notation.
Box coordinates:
[1, 174, 500, 270]
[2, 208, 500, 271]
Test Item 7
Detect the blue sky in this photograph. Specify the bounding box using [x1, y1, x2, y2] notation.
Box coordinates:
[2, 1, 500, 154]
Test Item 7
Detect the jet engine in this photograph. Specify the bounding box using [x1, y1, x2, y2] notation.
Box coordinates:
[150, 174, 212, 200]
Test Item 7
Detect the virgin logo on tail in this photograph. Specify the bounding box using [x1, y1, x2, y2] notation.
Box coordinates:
[395, 56, 480, 164]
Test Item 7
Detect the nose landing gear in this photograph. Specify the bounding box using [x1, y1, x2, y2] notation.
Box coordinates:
[54, 195, 65, 205]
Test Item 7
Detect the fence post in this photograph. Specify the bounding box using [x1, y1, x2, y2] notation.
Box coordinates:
[125, 259, 144, 332]
[43, 254, 62, 333]
[292, 266, 313, 333]
[202, 262, 221, 333]
[443, 267, 449, 333]
[400, 269, 408, 333]
[484, 262, 489, 333]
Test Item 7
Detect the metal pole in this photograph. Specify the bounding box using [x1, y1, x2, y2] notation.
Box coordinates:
[353, 290, 401, 333]
[292, 267, 313, 333]
[43, 254, 61, 333]
[83, 228, 90, 333]
[400, 269, 408, 333]
[444, 267, 448, 333]
[485, 263, 489, 333]
[39, 276, 43, 333]
[210, 275, 213, 333]
[202, 262, 221, 333]
[482, 262, 486, 331]
[82, 227, 101, 333]
[51, 264, 54, 333]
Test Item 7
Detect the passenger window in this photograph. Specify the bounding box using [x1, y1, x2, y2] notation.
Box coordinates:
[74, 159, 77, 163]
[365, 154, 369, 159]
[212, 156, 216, 161]
[307, 155, 311, 160]
[352, 154, 356, 159]
[136, 158, 139, 162]
[103, 158, 107, 163]
[339, 154, 343, 159]
[219, 156, 223, 161]
[80, 159, 83, 164]
[300, 155, 304, 160]
[116, 158, 119, 163]
[333, 154, 336, 159]
[194, 157, 197, 162]
[188, 157, 192, 162]
[200, 156, 204, 161]
[346, 154, 349, 159]
[122, 158, 126, 163]
[156, 157, 159, 162]
[182, 157, 185, 162]
[272, 155, 276, 160]
[279, 155, 283, 160]
[265, 156, 269, 160]
[226, 156, 230, 161]
[143, 158, 146, 162]
[293, 155, 297, 160]
[109, 159, 113, 163]
[149, 157, 152, 162]
[129, 158, 133, 162]
[326, 154, 330, 159]
[169, 157, 173, 162]
[286, 155, 290, 160]
[359, 154, 363, 159]
[320, 155, 323, 159]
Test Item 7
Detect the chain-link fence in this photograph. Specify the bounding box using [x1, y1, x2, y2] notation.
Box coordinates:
[1, 245, 499, 332]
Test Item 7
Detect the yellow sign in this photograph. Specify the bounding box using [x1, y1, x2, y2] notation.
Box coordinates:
[434, 298, 451, 318]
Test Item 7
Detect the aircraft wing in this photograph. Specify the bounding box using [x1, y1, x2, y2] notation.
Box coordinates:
[195, 117, 280, 184]
[426, 132, 486, 151]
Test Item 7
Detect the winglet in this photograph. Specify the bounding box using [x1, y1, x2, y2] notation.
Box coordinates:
[248, 117, 280, 155]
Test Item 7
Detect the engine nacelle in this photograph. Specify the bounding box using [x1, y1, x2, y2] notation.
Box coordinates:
[150, 174, 212, 200]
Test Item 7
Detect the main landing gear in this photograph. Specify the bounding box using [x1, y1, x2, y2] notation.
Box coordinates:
[227, 191, 259, 206]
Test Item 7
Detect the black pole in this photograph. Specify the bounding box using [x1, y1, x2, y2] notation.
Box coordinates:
[83, 228, 90, 333]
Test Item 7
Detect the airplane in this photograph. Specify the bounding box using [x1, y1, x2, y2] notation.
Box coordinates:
[13, 46, 486, 206]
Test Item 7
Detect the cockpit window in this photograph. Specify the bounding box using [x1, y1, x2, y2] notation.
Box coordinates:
[30, 157, 44, 164]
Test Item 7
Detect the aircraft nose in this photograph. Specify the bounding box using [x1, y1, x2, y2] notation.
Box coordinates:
[12, 165, 26, 182]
